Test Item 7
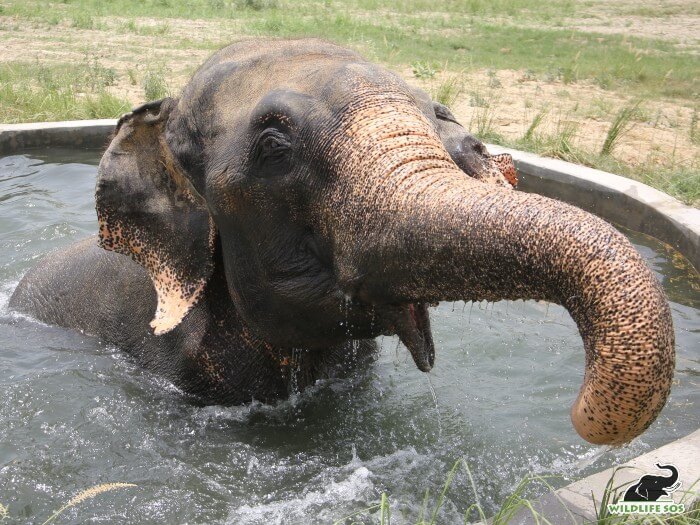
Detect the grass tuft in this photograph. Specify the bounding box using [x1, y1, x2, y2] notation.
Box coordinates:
[431, 74, 465, 109]
[142, 65, 171, 101]
[601, 101, 642, 156]
[523, 108, 549, 141]
[70, 13, 99, 29]
[469, 91, 501, 142]
[691, 109, 699, 146]
[412, 61, 437, 80]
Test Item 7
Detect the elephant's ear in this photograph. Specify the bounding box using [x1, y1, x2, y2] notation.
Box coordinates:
[96, 98, 216, 335]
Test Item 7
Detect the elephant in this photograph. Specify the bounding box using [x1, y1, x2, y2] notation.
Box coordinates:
[9, 38, 675, 445]
[623, 464, 681, 501]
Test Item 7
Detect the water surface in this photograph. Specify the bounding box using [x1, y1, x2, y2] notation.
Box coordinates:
[0, 149, 698, 524]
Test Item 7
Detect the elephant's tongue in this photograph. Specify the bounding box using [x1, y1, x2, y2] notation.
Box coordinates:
[392, 303, 435, 372]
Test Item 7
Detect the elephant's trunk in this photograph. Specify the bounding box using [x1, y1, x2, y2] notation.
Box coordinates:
[323, 89, 675, 445]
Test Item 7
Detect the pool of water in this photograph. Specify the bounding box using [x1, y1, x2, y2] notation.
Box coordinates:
[0, 149, 698, 524]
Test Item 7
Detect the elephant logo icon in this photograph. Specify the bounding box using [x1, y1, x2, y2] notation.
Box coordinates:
[623, 463, 681, 502]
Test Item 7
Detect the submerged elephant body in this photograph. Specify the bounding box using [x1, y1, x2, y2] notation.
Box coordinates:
[10, 39, 674, 445]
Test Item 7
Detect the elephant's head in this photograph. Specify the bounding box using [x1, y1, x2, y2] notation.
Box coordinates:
[95, 38, 674, 445]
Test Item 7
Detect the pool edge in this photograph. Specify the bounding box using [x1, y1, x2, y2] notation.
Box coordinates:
[0, 119, 117, 154]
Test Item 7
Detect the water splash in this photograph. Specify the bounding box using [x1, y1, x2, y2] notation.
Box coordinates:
[425, 373, 442, 439]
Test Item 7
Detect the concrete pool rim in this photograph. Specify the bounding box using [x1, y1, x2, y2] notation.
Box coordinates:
[1, 118, 698, 272]
[1, 119, 699, 521]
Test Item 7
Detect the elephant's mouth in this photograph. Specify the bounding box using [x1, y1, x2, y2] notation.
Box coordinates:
[386, 302, 435, 372]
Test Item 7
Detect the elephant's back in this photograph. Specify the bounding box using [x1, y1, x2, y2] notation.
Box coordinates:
[9, 236, 156, 344]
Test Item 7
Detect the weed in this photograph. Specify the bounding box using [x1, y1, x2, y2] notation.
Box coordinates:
[601, 100, 642, 156]
[0, 483, 136, 524]
[70, 13, 97, 29]
[547, 118, 579, 160]
[236, 0, 278, 9]
[83, 55, 117, 91]
[431, 74, 464, 108]
[519, 69, 537, 82]
[691, 109, 699, 146]
[560, 66, 577, 84]
[122, 19, 137, 32]
[469, 92, 501, 142]
[412, 61, 436, 80]
[142, 65, 170, 101]
[595, 72, 613, 90]
[469, 90, 490, 108]
[523, 108, 548, 141]
[127, 68, 138, 86]
[333, 461, 699, 524]
[83, 91, 131, 118]
[487, 69, 502, 89]
[0, 61, 130, 122]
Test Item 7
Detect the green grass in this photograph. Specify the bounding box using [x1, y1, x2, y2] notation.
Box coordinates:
[430, 74, 465, 108]
[142, 64, 170, 101]
[2, 0, 697, 100]
[0, 61, 131, 123]
[601, 101, 643, 156]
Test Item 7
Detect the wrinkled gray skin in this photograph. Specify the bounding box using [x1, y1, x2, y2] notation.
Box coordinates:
[10, 39, 675, 445]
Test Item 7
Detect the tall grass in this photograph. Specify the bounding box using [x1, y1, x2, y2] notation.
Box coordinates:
[0, 60, 130, 123]
[41, 483, 136, 525]
[431, 74, 465, 109]
[523, 108, 548, 142]
[142, 65, 171, 101]
[601, 101, 643, 156]
[469, 90, 500, 142]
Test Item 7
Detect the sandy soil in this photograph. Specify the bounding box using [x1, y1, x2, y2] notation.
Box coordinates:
[417, 69, 699, 168]
[574, 0, 700, 51]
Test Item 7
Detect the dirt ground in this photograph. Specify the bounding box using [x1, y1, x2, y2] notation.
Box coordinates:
[0, 3, 698, 171]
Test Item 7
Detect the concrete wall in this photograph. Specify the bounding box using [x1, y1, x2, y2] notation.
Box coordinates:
[0, 119, 116, 155]
[1, 120, 698, 272]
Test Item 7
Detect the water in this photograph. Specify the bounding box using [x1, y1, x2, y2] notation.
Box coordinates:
[0, 149, 698, 524]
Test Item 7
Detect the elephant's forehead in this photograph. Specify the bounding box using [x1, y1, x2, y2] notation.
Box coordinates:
[187, 42, 409, 119]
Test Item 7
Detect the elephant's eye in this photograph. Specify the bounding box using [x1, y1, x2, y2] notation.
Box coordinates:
[252, 127, 293, 177]
[257, 129, 291, 163]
